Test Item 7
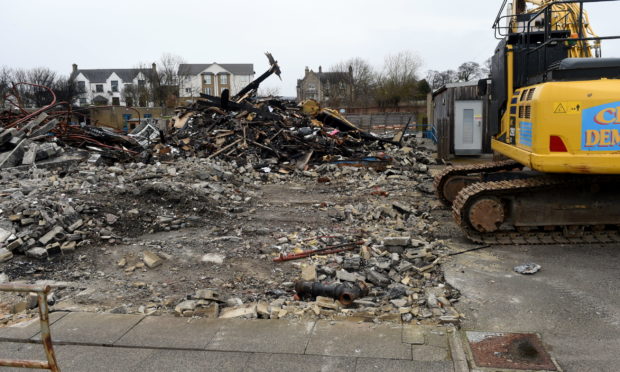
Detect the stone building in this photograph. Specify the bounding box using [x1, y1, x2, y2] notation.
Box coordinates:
[296, 66, 353, 105]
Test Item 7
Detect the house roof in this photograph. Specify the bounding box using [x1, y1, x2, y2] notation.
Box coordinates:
[317, 71, 351, 84]
[178, 63, 254, 76]
[74, 69, 150, 83]
[431, 80, 479, 97]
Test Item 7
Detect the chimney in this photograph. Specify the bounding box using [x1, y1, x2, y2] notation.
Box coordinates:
[152, 63, 157, 72]
[72, 63, 78, 73]
[348, 65, 353, 76]
[319, 66, 322, 73]
[305, 66, 309, 75]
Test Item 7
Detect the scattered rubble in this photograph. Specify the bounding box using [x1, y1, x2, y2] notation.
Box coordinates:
[0, 54, 460, 326]
[514, 263, 541, 275]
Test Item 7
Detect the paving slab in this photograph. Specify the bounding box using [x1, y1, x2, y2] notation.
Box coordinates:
[53, 344, 152, 372]
[115, 315, 220, 349]
[355, 358, 452, 372]
[305, 321, 411, 360]
[137, 349, 250, 372]
[0, 341, 47, 372]
[426, 327, 449, 348]
[207, 319, 315, 354]
[402, 324, 425, 344]
[246, 353, 355, 372]
[0, 312, 69, 341]
[411, 344, 450, 361]
[35, 312, 144, 345]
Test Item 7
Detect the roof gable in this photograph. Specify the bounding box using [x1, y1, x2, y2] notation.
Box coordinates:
[178, 63, 254, 76]
[76, 68, 150, 83]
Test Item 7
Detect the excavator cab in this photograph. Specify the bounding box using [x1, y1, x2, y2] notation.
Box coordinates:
[489, 0, 620, 174]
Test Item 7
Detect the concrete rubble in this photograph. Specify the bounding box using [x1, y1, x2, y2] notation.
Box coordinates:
[0, 55, 460, 327]
[0, 134, 462, 326]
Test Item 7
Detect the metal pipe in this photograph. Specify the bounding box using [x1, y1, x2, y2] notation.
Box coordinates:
[7, 82, 57, 128]
[273, 241, 364, 262]
[295, 280, 369, 306]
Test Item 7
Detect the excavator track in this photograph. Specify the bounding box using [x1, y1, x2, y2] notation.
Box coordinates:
[453, 176, 620, 245]
[433, 160, 523, 207]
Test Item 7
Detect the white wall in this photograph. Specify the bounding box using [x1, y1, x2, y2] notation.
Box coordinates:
[75, 71, 152, 107]
[178, 64, 254, 98]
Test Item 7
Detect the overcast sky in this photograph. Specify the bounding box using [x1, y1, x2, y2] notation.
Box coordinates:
[2, 0, 619, 96]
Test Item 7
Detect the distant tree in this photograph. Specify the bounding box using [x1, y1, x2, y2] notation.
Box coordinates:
[51, 77, 78, 104]
[457, 61, 483, 82]
[481, 57, 492, 76]
[154, 53, 187, 108]
[416, 79, 432, 98]
[24, 67, 56, 107]
[330, 57, 376, 107]
[374, 51, 421, 108]
[258, 86, 281, 97]
[426, 69, 458, 90]
[0, 67, 78, 109]
[0, 67, 13, 107]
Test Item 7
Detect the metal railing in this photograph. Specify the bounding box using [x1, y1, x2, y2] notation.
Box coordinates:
[0, 284, 60, 371]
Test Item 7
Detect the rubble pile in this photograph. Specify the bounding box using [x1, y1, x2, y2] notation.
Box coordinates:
[0, 157, 252, 264]
[0, 54, 459, 325]
[201, 147, 461, 324]
[0, 110, 144, 169]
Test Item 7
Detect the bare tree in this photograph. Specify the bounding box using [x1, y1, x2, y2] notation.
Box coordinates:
[426, 69, 458, 90]
[26, 67, 57, 107]
[330, 57, 376, 107]
[0, 67, 13, 108]
[258, 86, 281, 97]
[374, 51, 421, 108]
[155, 53, 187, 108]
[51, 76, 78, 104]
[457, 62, 483, 82]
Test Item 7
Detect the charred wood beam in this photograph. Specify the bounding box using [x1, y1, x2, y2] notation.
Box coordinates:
[233, 52, 281, 101]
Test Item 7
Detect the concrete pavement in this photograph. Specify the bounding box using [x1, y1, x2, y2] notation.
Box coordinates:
[0, 312, 465, 372]
[445, 243, 620, 372]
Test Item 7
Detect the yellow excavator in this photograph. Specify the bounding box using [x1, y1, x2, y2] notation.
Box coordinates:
[435, 0, 620, 244]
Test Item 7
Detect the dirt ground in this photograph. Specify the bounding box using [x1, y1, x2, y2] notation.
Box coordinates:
[0, 162, 445, 320]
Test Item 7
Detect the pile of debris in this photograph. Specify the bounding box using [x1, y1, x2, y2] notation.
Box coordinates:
[0, 53, 460, 325]
[0, 157, 251, 264]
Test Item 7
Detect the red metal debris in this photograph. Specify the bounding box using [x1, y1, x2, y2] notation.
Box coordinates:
[273, 241, 364, 262]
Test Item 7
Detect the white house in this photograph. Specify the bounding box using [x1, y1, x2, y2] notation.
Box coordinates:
[178, 63, 254, 99]
[70, 64, 155, 107]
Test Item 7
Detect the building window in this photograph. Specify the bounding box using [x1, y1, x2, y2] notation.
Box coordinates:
[112, 97, 120, 106]
[138, 80, 146, 89]
[77, 81, 86, 93]
[219, 74, 228, 85]
[96, 84, 103, 93]
[203, 74, 212, 84]
[204, 87, 212, 95]
[79, 97, 87, 105]
[111, 80, 119, 92]
[185, 88, 191, 93]
[307, 83, 316, 92]
[144, 114, 152, 119]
